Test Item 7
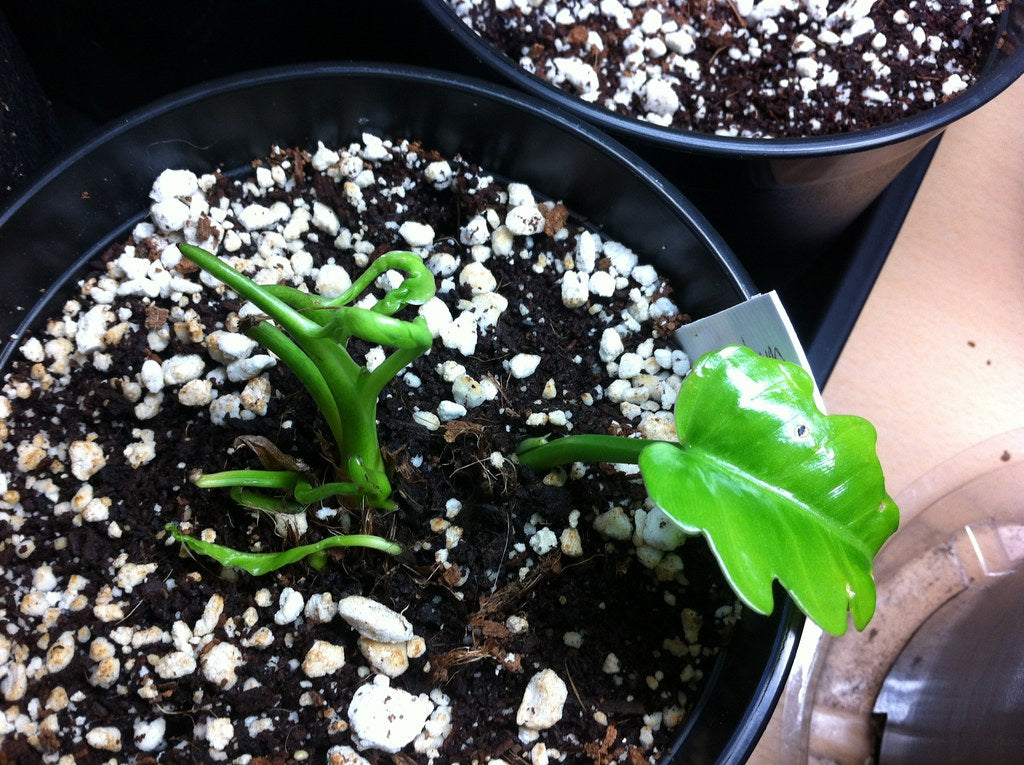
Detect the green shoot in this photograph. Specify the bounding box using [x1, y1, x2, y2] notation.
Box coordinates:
[169, 244, 436, 574]
[179, 243, 435, 510]
[517, 344, 899, 636]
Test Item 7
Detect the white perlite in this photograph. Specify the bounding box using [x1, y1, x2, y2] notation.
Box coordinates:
[599, 328, 625, 362]
[561, 271, 589, 308]
[301, 640, 346, 678]
[205, 717, 234, 752]
[507, 353, 542, 379]
[75, 304, 114, 354]
[326, 745, 372, 765]
[641, 505, 690, 550]
[593, 506, 633, 541]
[154, 651, 196, 680]
[357, 637, 410, 678]
[304, 592, 338, 623]
[516, 668, 568, 732]
[86, 726, 122, 752]
[162, 354, 205, 385]
[348, 675, 435, 754]
[316, 263, 353, 298]
[133, 718, 167, 753]
[399, 221, 435, 247]
[150, 168, 199, 202]
[337, 595, 415, 643]
[505, 205, 546, 236]
[424, 160, 453, 189]
[415, 690, 454, 760]
[201, 642, 242, 689]
[274, 587, 305, 625]
[459, 261, 497, 294]
[69, 439, 106, 481]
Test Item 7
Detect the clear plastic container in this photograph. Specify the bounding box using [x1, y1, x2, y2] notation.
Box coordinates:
[780, 428, 1024, 763]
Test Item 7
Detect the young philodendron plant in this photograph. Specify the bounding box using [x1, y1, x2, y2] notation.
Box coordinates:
[517, 344, 899, 636]
[168, 244, 895, 635]
[166, 243, 435, 573]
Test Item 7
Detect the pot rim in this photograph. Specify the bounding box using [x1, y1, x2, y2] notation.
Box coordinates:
[0, 62, 805, 765]
[420, 0, 1024, 157]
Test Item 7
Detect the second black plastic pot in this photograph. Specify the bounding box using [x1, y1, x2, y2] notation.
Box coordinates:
[420, 1, 1024, 288]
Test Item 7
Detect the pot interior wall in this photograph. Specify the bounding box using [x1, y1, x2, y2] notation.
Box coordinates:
[0, 67, 751, 339]
[0, 67, 801, 764]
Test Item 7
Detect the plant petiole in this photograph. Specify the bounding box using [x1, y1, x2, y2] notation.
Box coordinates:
[166, 523, 401, 576]
[517, 434, 656, 471]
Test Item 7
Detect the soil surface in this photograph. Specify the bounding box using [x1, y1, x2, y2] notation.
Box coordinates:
[0, 138, 742, 763]
[445, 0, 1009, 137]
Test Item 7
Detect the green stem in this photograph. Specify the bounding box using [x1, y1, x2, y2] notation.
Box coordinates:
[346, 454, 394, 508]
[192, 470, 300, 490]
[178, 244, 320, 340]
[310, 306, 432, 349]
[263, 285, 433, 352]
[362, 335, 431, 400]
[166, 523, 401, 576]
[326, 250, 435, 315]
[234, 285, 380, 493]
[516, 434, 659, 471]
[297, 337, 389, 500]
[178, 244, 436, 512]
[194, 470, 363, 511]
[293, 480, 362, 503]
[245, 322, 348, 456]
[230, 486, 303, 514]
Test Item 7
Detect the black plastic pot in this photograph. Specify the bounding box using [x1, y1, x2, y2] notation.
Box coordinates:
[0, 65, 801, 764]
[420, 1, 1024, 287]
[0, 9, 61, 204]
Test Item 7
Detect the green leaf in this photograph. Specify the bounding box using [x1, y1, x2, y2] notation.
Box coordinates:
[638, 345, 898, 636]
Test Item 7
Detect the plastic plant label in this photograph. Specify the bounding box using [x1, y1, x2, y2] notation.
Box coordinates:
[675, 291, 822, 408]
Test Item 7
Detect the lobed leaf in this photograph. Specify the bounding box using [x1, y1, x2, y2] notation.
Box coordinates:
[638, 345, 899, 636]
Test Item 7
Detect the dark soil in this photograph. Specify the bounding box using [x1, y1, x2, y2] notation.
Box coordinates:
[0, 140, 740, 763]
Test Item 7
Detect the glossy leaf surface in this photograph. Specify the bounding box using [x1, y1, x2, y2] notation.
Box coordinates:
[638, 345, 899, 636]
